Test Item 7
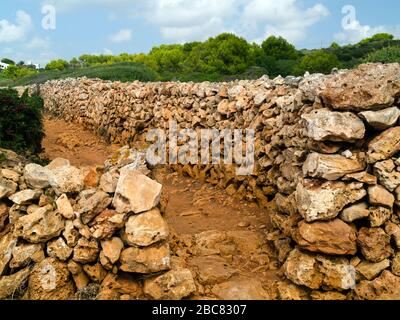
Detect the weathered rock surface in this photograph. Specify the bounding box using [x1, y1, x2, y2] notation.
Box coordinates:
[15, 208, 65, 243]
[355, 270, 400, 300]
[303, 152, 365, 180]
[28, 258, 75, 300]
[356, 259, 390, 280]
[368, 185, 394, 208]
[24, 163, 51, 189]
[0, 267, 31, 299]
[302, 109, 365, 142]
[113, 170, 162, 214]
[0, 179, 17, 199]
[360, 107, 400, 130]
[9, 189, 42, 205]
[48, 164, 84, 194]
[294, 219, 357, 255]
[296, 180, 366, 222]
[124, 208, 169, 247]
[340, 202, 370, 223]
[73, 238, 100, 264]
[143, 268, 196, 300]
[119, 243, 170, 274]
[321, 63, 400, 111]
[47, 237, 73, 261]
[10, 243, 44, 268]
[367, 127, 400, 163]
[357, 228, 393, 262]
[56, 194, 75, 220]
[101, 237, 124, 264]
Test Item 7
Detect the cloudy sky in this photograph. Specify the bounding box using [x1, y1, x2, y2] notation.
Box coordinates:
[1, 0, 399, 65]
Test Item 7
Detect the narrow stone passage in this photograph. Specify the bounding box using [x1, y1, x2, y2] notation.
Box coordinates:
[41, 115, 282, 300]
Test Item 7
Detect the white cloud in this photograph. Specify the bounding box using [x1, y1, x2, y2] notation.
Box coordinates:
[109, 29, 132, 43]
[0, 10, 33, 43]
[335, 21, 400, 44]
[242, 0, 330, 43]
[42, 0, 330, 44]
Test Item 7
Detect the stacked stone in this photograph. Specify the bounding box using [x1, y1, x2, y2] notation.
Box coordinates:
[18, 62, 400, 299]
[273, 63, 400, 300]
[0, 147, 196, 300]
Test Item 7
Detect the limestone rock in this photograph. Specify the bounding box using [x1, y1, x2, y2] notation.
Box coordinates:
[0, 202, 9, 231]
[99, 273, 142, 300]
[368, 185, 394, 208]
[47, 237, 73, 261]
[302, 109, 365, 142]
[124, 208, 169, 247]
[56, 194, 75, 220]
[83, 263, 107, 283]
[367, 127, 400, 163]
[374, 160, 400, 192]
[119, 242, 170, 274]
[284, 249, 356, 291]
[359, 107, 400, 130]
[113, 170, 162, 214]
[296, 180, 366, 222]
[62, 220, 80, 247]
[355, 270, 400, 300]
[15, 208, 65, 243]
[143, 268, 196, 300]
[343, 171, 377, 185]
[24, 163, 51, 189]
[320, 63, 400, 111]
[212, 278, 270, 300]
[0, 232, 17, 275]
[101, 237, 124, 264]
[48, 164, 84, 194]
[9, 189, 42, 205]
[310, 291, 347, 301]
[73, 238, 99, 264]
[283, 249, 323, 290]
[99, 171, 118, 193]
[303, 152, 365, 180]
[369, 207, 392, 227]
[1, 169, 20, 182]
[28, 257, 75, 300]
[385, 222, 400, 249]
[294, 219, 357, 255]
[91, 209, 124, 240]
[356, 259, 390, 280]
[340, 202, 369, 223]
[0, 267, 31, 299]
[357, 227, 393, 262]
[391, 252, 400, 276]
[10, 243, 44, 268]
[0, 179, 17, 199]
[77, 190, 111, 224]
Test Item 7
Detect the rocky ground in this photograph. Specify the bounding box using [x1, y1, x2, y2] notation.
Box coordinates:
[0, 117, 283, 300]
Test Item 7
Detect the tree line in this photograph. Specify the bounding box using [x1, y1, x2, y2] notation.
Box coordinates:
[2, 32, 400, 82]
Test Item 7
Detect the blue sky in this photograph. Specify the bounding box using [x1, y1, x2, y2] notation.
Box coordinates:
[1, 0, 399, 66]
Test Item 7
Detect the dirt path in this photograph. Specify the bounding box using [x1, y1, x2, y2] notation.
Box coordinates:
[42, 116, 281, 300]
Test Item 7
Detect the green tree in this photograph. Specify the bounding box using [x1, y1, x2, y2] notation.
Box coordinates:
[365, 46, 400, 63]
[330, 42, 340, 49]
[261, 36, 298, 60]
[294, 50, 341, 75]
[1, 58, 15, 65]
[359, 33, 394, 45]
[45, 59, 69, 71]
[3, 65, 38, 79]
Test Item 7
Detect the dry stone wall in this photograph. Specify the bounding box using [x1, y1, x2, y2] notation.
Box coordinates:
[21, 63, 400, 299]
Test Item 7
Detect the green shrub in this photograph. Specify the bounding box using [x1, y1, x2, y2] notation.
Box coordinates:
[0, 88, 44, 153]
[365, 46, 400, 63]
[294, 50, 341, 75]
